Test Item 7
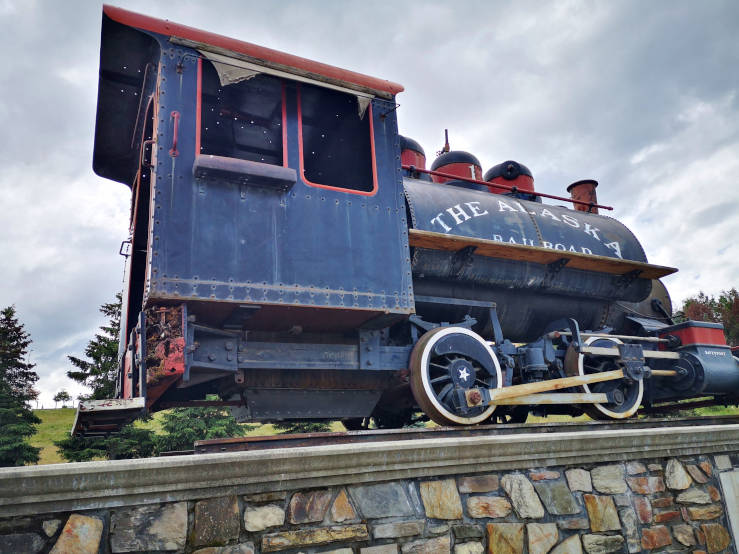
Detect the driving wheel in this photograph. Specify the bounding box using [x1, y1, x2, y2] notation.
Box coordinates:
[409, 326, 502, 425]
[565, 336, 643, 420]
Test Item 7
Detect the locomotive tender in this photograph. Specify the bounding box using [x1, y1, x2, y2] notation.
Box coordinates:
[74, 6, 739, 435]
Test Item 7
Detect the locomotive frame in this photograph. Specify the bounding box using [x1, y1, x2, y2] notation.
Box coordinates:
[73, 6, 739, 436]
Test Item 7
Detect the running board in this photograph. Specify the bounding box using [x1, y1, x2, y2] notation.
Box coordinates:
[408, 229, 677, 279]
[71, 397, 146, 437]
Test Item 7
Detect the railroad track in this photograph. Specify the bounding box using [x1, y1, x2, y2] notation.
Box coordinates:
[191, 415, 739, 455]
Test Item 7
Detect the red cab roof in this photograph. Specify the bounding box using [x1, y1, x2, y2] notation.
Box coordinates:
[104, 5, 404, 98]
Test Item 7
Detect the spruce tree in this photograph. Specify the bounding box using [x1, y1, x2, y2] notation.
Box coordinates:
[58, 295, 250, 460]
[0, 306, 41, 466]
[156, 401, 248, 452]
[67, 293, 121, 400]
[272, 421, 332, 434]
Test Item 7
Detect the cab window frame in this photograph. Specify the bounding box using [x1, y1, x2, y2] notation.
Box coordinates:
[297, 83, 378, 196]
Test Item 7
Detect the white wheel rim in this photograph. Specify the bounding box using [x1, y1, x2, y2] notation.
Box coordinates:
[419, 327, 502, 424]
[577, 336, 643, 419]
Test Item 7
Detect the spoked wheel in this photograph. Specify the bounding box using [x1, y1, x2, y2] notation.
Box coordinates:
[410, 327, 502, 426]
[566, 337, 643, 420]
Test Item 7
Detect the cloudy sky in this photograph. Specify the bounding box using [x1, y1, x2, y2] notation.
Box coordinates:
[1, 0, 737, 407]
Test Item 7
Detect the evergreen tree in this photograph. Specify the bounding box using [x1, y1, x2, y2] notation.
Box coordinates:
[0, 306, 41, 466]
[58, 295, 249, 460]
[67, 293, 121, 400]
[156, 402, 248, 452]
[272, 421, 332, 434]
[54, 434, 107, 463]
[57, 293, 158, 462]
[55, 423, 158, 462]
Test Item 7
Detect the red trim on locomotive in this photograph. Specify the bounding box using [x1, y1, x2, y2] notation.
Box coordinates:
[401, 149, 426, 170]
[297, 86, 379, 196]
[103, 5, 404, 97]
[659, 322, 727, 347]
[195, 58, 202, 156]
[281, 85, 288, 167]
[487, 174, 535, 195]
[122, 347, 133, 399]
[431, 162, 482, 184]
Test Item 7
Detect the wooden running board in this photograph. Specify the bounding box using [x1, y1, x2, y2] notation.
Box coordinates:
[408, 229, 677, 280]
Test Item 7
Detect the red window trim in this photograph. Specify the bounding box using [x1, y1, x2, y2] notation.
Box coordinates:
[297, 85, 378, 196]
[196, 57, 288, 168]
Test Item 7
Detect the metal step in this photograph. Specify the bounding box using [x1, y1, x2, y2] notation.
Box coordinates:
[71, 397, 146, 437]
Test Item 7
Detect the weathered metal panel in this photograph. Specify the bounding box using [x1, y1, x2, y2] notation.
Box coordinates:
[144, 40, 412, 316]
[405, 178, 647, 261]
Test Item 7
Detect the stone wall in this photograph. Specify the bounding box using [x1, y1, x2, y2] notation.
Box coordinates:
[2, 425, 739, 553]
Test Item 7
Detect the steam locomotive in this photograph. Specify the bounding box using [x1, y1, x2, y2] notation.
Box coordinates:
[73, 6, 739, 435]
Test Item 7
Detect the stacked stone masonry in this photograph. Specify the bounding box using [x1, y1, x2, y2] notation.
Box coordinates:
[1, 453, 737, 553]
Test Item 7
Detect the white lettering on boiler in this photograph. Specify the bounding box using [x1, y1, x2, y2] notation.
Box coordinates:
[430, 213, 452, 232]
[429, 199, 623, 257]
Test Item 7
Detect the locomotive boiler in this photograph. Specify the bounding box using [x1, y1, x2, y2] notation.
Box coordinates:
[73, 6, 739, 435]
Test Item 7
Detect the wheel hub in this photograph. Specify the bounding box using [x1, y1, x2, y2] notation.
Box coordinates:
[450, 358, 475, 388]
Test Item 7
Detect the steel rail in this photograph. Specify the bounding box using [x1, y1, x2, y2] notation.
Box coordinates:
[193, 414, 739, 454]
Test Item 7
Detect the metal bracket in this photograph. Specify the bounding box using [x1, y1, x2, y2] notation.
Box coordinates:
[409, 314, 477, 333]
[454, 388, 472, 414]
[489, 304, 504, 345]
[137, 311, 147, 400]
[409, 315, 437, 333]
[615, 269, 642, 290]
[567, 318, 583, 351]
[119, 240, 132, 258]
[222, 305, 261, 330]
[451, 246, 477, 277]
[651, 298, 675, 325]
[618, 343, 645, 381]
[407, 165, 422, 179]
[541, 258, 569, 288]
[359, 329, 382, 369]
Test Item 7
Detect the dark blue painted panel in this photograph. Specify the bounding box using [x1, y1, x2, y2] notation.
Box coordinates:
[144, 37, 413, 314]
[405, 178, 647, 262]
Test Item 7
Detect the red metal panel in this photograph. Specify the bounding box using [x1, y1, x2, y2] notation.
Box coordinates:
[660, 323, 727, 347]
[431, 162, 482, 184]
[103, 5, 404, 97]
[401, 149, 426, 170]
[122, 348, 133, 399]
[487, 174, 535, 195]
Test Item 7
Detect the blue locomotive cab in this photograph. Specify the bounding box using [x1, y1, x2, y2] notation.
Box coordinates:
[78, 6, 414, 434]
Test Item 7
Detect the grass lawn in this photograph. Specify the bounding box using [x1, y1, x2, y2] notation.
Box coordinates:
[30, 408, 77, 465]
